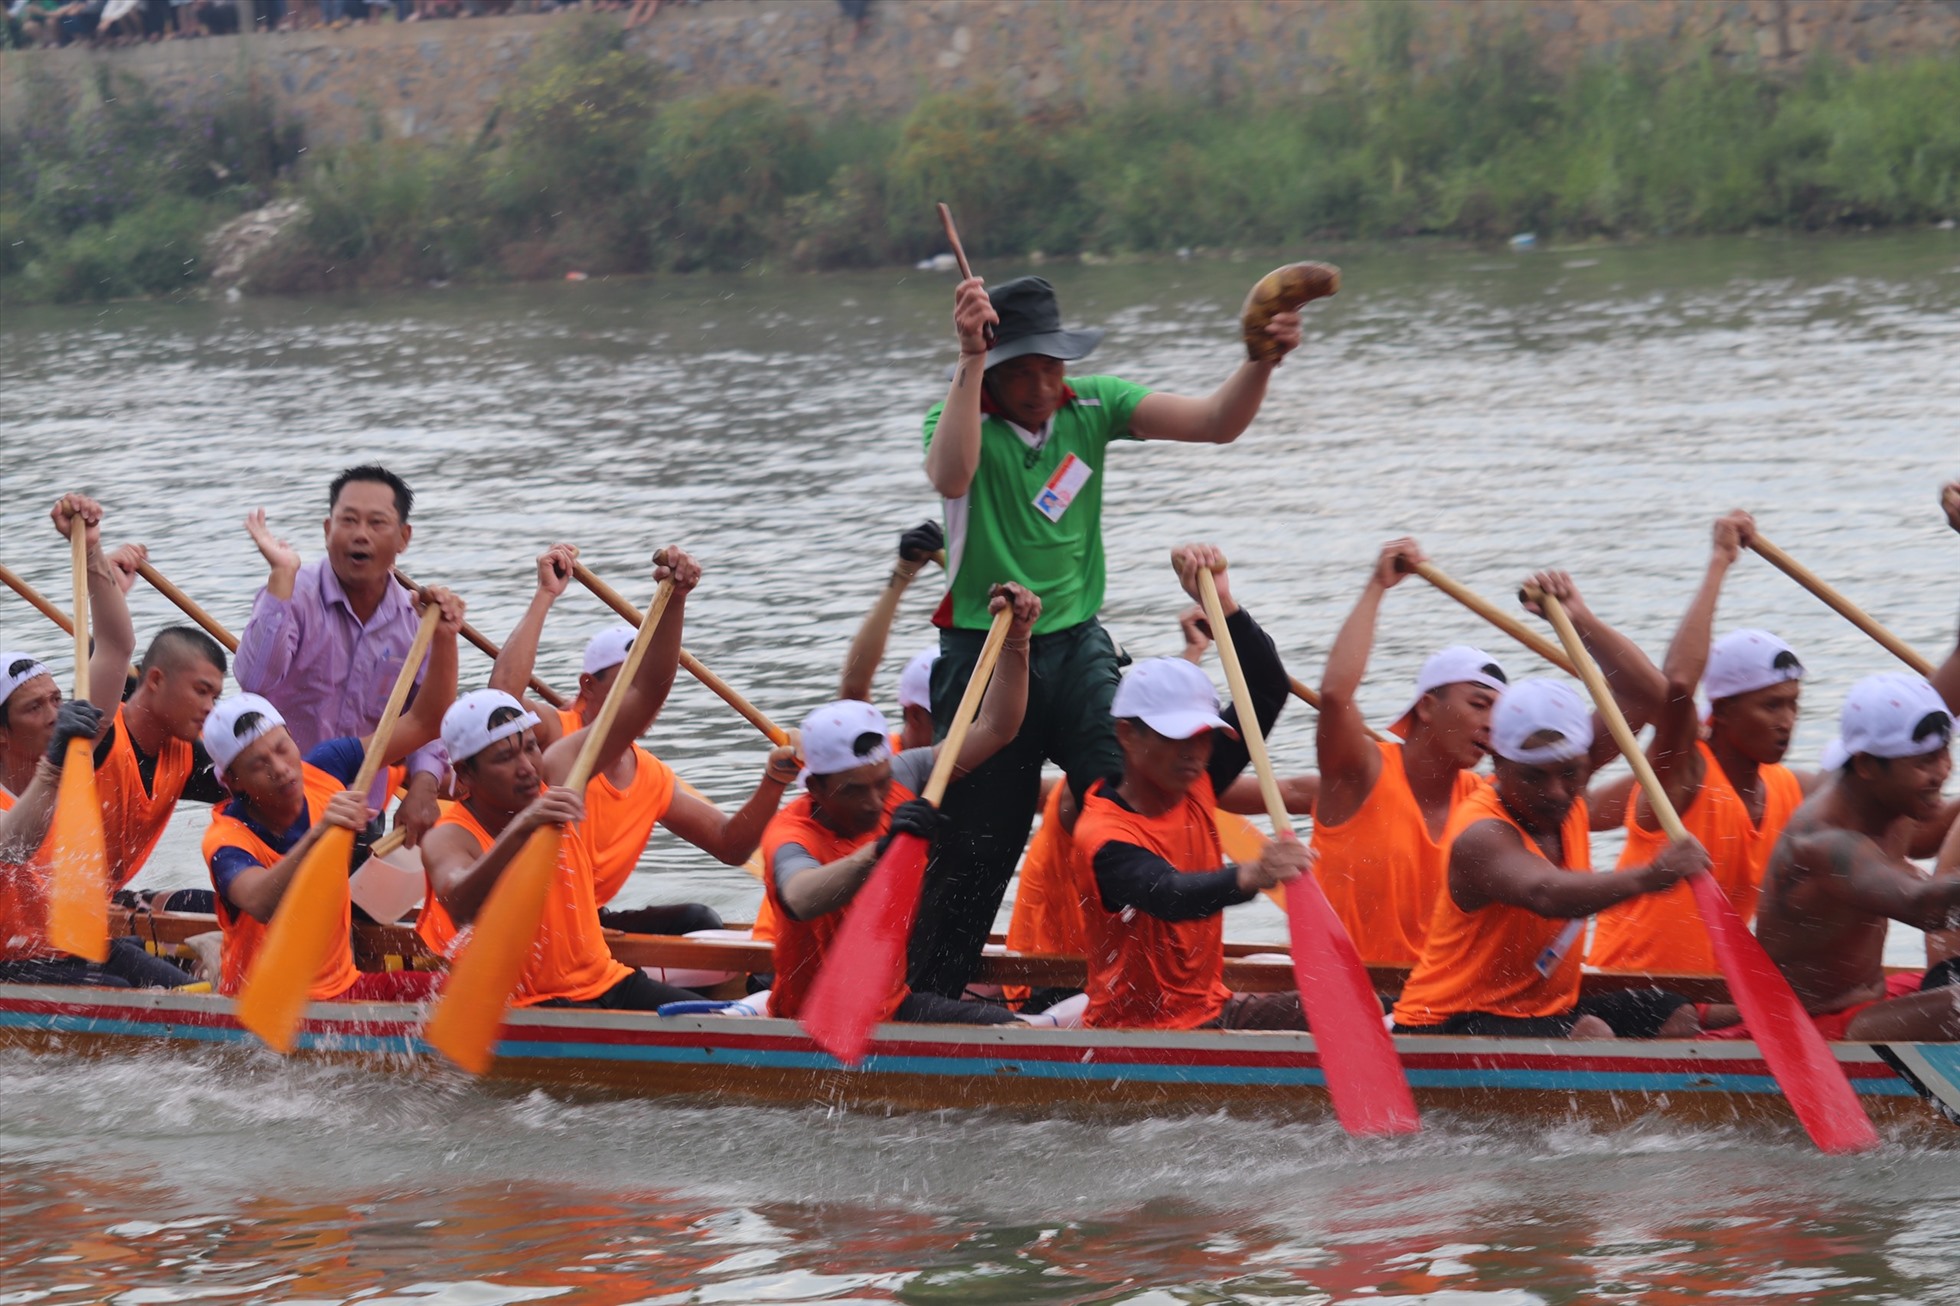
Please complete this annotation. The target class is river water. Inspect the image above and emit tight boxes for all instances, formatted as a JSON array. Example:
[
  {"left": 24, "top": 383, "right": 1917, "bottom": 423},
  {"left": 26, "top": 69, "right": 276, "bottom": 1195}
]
[{"left": 3, "top": 232, "right": 1958, "bottom": 1302}]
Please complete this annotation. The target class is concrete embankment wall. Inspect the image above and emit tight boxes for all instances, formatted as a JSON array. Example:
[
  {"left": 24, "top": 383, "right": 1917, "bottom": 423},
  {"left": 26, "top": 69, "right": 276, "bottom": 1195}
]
[{"left": 3, "top": 0, "right": 1958, "bottom": 143}]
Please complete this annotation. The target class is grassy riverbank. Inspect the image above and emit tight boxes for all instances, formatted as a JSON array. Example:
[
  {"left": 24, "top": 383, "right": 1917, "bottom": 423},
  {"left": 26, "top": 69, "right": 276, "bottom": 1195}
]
[{"left": 3, "top": 14, "right": 1956, "bottom": 304}]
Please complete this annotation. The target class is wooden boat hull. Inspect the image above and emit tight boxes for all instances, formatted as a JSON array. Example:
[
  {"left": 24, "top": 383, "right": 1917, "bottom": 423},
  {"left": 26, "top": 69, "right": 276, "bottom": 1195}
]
[{"left": 4, "top": 983, "right": 1957, "bottom": 1135}]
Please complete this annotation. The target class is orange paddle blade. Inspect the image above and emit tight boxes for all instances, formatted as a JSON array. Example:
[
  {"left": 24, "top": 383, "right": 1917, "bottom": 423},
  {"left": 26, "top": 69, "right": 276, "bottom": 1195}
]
[
  {"left": 235, "top": 824, "right": 357, "bottom": 1053},
  {"left": 1689, "top": 873, "right": 1879, "bottom": 1154},
  {"left": 800, "top": 831, "right": 930, "bottom": 1065},
  {"left": 1285, "top": 868, "right": 1420, "bottom": 1135},
  {"left": 424, "top": 825, "right": 564, "bottom": 1074},
  {"left": 44, "top": 735, "right": 109, "bottom": 963}
]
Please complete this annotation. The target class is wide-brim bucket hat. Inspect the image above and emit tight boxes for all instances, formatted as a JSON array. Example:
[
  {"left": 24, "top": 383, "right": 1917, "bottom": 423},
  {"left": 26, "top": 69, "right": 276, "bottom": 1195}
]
[{"left": 979, "top": 276, "right": 1104, "bottom": 368}]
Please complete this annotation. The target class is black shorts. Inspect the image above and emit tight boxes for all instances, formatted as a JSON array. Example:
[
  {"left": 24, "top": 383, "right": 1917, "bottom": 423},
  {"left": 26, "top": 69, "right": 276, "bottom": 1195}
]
[
  {"left": 541, "top": 969, "right": 699, "bottom": 1012},
  {"left": 1394, "top": 988, "right": 1692, "bottom": 1039}
]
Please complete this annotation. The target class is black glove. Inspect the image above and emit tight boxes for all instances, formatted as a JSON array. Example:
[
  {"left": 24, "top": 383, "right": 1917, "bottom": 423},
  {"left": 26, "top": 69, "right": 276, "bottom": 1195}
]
[
  {"left": 45, "top": 699, "right": 103, "bottom": 764},
  {"left": 897, "top": 520, "right": 944, "bottom": 564},
  {"left": 875, "top": 797, "right": 945, "bottom": 859}
]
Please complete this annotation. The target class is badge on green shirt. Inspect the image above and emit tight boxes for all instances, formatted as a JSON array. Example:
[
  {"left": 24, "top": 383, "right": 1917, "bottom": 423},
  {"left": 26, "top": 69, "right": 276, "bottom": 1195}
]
[{"left": 923, "top": 374, "right": 1152, "bottom": 635}]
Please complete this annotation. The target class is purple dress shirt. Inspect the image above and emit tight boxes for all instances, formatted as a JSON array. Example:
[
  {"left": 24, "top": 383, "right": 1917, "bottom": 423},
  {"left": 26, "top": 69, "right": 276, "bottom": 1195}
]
[{"left": 234, "top": 559, "right": 444, "bottom": 779}]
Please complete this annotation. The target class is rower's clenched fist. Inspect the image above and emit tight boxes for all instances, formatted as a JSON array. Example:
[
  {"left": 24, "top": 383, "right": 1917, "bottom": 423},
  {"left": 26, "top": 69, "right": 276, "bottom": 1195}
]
[
  {"left": 988, "top": 582, "right": 1041, "bottom": 641},
  {"left": 1238, "top": 832, "right": 1313, "bottom": 892},
  {"left": 1519, "top": 569, "right": 1592, "bottom": 624},
  {"left": 417, "top": 584, "right": 466, "bottom": 636},
  {"left": 1942, "top": 481, "right": 1960, "bottom": 535},
  {"left": 106, "top": 543, "right": 148, "bottom": 595},
  {"left": 535, "top": 543, "right": 579, "bottom": 597},
  {"left": 1374, "top": 537, "right": 1425, "bottom": 591},
  {"left": 518, "top": 786, "right": 586, "bottom": 834},
  {"left": 952, "top": 276, "right": 997, "bottom": 357},
  {"left": 1710, "top": 510, "right": 1756, "bottom": 565},
  {"left": 1638, "top": 836, "right": 1711, "bottom": 893},
  {"left": 50, "top": 493, "right": 104, "bottom": 552},
  {"left": 652, "top": 546, "right": 701, "bottom": 594},
  {"left": 1171, "top": 543, "right": 1235, "bottom": 617}
]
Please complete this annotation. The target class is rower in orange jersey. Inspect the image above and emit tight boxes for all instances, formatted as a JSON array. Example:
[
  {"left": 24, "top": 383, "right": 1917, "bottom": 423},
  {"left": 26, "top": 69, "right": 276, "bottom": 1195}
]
[
  {"left": 198, "top": 585, "right": 462, "bottom": 1004},
  {"left": 762, "top": 583, "right": 1042, "bottom": 1027},
  {"left": 1312, "top": 538, "right": 1509, "bottom": 968},
  {"left": 419, "top": 546, "right": 709, "bottom": 1012},
  {"left": 1589, "top": 511, "right": 1816, "bottom": 977},
  {"left": 1072, "top": 546, "right": 1318, "bottom": 1032},
  {"left": 488, "top": 543, "right": 799, "bottom": 939},
  {"left": 1392, "top": 594, "right": 1711, "bottom": 1040}
]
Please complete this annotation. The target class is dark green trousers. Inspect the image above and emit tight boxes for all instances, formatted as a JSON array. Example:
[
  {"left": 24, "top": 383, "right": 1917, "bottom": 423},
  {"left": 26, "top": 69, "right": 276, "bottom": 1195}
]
[{"left": 908, "top": 618, "right": 1124, "bottom": 998}]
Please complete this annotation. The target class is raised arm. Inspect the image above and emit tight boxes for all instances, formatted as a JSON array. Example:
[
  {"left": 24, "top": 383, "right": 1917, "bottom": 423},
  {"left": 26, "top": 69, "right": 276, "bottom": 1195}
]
[
  {"left": 233, "top": 508, "right": 303, "bottom": 691},
  {"left": 1126, "top": 311, "right": 1303, "bottom": 446},
  {"left": 839, "top": 521, "right": 941, "bottom": 700},
  {"left": 542, "top": 547, "right": 699, "bottom": 786},
  {"left": 658, "top": 737, "right": 801, "bottom": 866},
  {"left": 1316, "top": 539, "right": 1424, "bottom": 824},
  {"left": 1635, "top": 512, "right": 1755, "bottom": 830},
  {"left": 50, "top": 494, "right": 135, "bottom": 725},
  {"left": 943, "top": 583, "right": 1041, "bottom": 779},
  {"left": 223, "top": 790, "right": 371, "bottom": 924},
  {"left": 1521, "top": 570, "right": 1667, "bottom": 771},
  {"left": 923, "top": 278, "right": 997, "bottom": 498},
  {"left": 489, "top": 543, "right": 579, "bottom": 748},
  {"left": 1450, "top": 819, "right": 1708, "bottom": 918}
]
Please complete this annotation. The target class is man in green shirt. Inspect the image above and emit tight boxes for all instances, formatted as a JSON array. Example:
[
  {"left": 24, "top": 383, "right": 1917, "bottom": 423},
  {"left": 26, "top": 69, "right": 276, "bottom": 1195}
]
[{"left": 911, "top": 273, "right": 1306, "bottom": 999}]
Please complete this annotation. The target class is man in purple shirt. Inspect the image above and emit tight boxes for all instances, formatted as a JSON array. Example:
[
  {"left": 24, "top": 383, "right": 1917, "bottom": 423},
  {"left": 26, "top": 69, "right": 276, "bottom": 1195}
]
[{"left": 234, "top": 465, "right": 444, "bottom": 845}]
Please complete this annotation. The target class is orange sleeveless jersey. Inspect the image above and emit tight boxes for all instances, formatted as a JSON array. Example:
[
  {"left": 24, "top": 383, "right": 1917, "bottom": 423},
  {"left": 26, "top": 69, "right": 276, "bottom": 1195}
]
[
  {"left": 418, "top": 799, "right": 630, "bottom": 1005},
  {"left": 760, "top": 778, "right": 915, "bottom": 1022},
  {"left": 1588, "top": 741, "right": 1801, "bottom": 973},
  {"left": 0, "top": 784, "right": 45, "bottom": 962},
  {"left": 1310, "top": 740, "right": 1487, "bottom": 966},
  {"left": 1073, "top": 775, "right": 1235, "bottom": 1030},
  {"left": 555, "top": 707, "right": 677, "bottom": 905},
  {"left": 1391, "top": 784, "right": 1593, "bottom": 1026},
  {"left": 202, "top": 761, "right": 360, "bottom": 1000},
  {"left": 1004, "top": 782, "right": 1091, "bottom": 962},
  {"left": 99, "top": 704, "right": 192, "bottom": 891}
]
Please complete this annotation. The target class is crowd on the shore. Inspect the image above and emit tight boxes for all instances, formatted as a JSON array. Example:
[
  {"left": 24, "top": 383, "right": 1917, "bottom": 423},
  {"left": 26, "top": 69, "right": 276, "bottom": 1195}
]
[{"left": 3, "top": 268, "right": 1958, "bottom": 1055}]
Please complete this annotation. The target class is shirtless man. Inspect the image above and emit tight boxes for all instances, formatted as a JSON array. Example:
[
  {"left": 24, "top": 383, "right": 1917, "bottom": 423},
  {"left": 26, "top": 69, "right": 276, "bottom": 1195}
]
[
  {"left": 1746, "top": 673, "right": 1960, "bottom": 1041},
  {"left": 488, "top": 543, "right": 798, "bottom": 935}
]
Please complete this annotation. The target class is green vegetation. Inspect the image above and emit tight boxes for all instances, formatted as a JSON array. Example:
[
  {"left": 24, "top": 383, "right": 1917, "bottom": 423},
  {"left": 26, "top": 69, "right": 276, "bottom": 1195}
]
[{"left": 4, "top": 13, "right": 1957, "bottom": 304}]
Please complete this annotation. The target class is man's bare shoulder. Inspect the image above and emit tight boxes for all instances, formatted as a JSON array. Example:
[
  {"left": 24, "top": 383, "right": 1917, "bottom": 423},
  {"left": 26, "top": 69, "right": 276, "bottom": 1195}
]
[{"left": 1770, "top": 807, "right": 1876, "bottom": 885}]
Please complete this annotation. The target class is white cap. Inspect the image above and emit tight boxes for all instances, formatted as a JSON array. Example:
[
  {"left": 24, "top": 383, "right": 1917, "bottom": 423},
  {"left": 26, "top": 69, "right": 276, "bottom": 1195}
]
[
  {"left": 1490, "top": 678, "right": 1594, "bottom": 765},
  {"left": 1, "top": 652, "right": 52, "bottom": 708},
  {"left": 441, "top": 688, "right": 541, "bottom": 763},
  {"left": 1110, "top": 657, "right": 1237, "bottom": 740},
  {"left": 898, "top": 648, "right": 937, "bottom": 711},
  {"left": 582, "top": 625, "right": 637, "bottom": 677},
  {"left": 1391, "top": 645, "right": 1510, "bottom": 735},
  {"left": 202, "top": 693, "right": 288, "bottom": 777},
  {"left": 798, "top": 699, "right": 894, "bottom": 782},
  {"left": 1705, "top": 629, "right": 1803, "bottom": 702},
  {"left": 1819, "top": 673, "right": 1953, "bottom": 771}
]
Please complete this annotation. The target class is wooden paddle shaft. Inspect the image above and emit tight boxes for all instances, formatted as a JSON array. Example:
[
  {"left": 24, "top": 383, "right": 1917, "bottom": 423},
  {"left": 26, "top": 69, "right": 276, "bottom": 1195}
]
[
  {"left": 1199, "top": 569, "right": 1292, "bottom": 837},
  {"left": 69, "top": 517, "right": 90, "bottom": 701},
  {"left": 349, "top": 604, "right": 441, "bottom": 798},
  {"left": 1288, "top": 674, "right": 1384, "bottom": 743},
  {"left": 1410, "top": 560, "right": 1577, "bottom": 675},
  {"left": 920, "top": 601, "right": 1013, "bottom": 807},
  {"left": 936, "top": 203, "right": 975, "bottom": 280},
  {"left": 393, "top": 567, "right": 567, "bottom": 709},
  {"left": 573, "top": 561, "right": 788, "bottom": 745},
  {"left": 136, "top": 562, "right": 239, "bottom": 653},
  {"left": 567, "top": 581, "right": 674, "bottom": 790},
  {"left": 1532, "top": 589, "right": 1686, "bottom": 840},
  {"left": 1749, "top": 536, "right": 1935, "bottom": 677},
  {"left": 1, "top": 562, "right": 76, "bottom": 634}
]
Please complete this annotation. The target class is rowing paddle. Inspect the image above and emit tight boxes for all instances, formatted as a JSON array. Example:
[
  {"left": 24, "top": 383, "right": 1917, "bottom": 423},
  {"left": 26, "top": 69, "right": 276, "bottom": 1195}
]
[
  {"left": 44, "top": 512, "right": 110, "bottom": 962},
  {"left": 135, "top": 562, "right": 238, "bottom": 653},
  {"left": 1, "top": 563, "right": 139, "bottom": 685},
  {"left": 393, "top": 567, "right": 569, "bottom": 709},
  {"left": 937, "top": 202, "right": 993, "bottom": 348},
  {"left": 1198, "top": 567, "right": 1419, "bottom": 1136},
  {"left": 235, "top": 602, "right": 441, "bottom": 1053},
  {"left": 1748, "top": 534, "right": 1935, "bottom": 677},
  {"left": 1533, "top": 586, "right": 1879, "bottom": 1154},
  {"left": 800, "top": 598, "right": 1015, "bottom": 1065},
  {"left": 1411, "top": 561, "right": 1578, "bottom": 675},
  {"left": 573, "top": 561, "right": 790, "bottom": 746},
  {"left": 425, "top": 580, "right": 674, "bottom": 1075}
]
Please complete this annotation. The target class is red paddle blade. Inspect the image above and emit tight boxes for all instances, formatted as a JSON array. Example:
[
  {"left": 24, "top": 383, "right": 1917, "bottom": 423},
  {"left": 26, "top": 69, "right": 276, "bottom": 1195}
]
[
  {"left": 800, "top": 832, "right": 929, "bottom": 1066},
  {"left": 1688, "top": 873, "right": 1879, "bottom": 1154},
  {"left": 44, "top": 736, "right": 109, "bottom": 963},
  {"left": 425, "top": 825, "right": 564, "bottom": 1075},
  {"left": 236, "top": 824, "right": 357, "bottom": 1053},
  {"left": 1286, "top": 876, "right": 1421, "bottom": 1136}
]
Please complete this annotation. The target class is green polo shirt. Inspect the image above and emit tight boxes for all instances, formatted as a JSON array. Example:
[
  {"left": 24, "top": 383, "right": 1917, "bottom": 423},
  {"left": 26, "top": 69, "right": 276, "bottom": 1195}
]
[{"left": 923, "top": 374, "right": 1151, "bottom": 635}]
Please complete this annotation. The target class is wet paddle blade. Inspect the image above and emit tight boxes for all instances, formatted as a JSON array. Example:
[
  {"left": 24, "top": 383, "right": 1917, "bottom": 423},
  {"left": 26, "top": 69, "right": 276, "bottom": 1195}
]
[
  {"left": 44, "top": 736, "right": 109, "bottom": 963},
  {"left": 1286, "top": 874, "right": 1420, "bottom": 1136},
  {"left": 1688, "top": 874, "right": 1878, "bottom": 1154},
  {"left": 800, "top": 832, "right": 929, "bottom": 1066},
  {"left": 235, "top": 824, "right": 357, "bottom": 1053},
  {"left": 424, "top": 825, "right": 564, "bottom": 1075}
]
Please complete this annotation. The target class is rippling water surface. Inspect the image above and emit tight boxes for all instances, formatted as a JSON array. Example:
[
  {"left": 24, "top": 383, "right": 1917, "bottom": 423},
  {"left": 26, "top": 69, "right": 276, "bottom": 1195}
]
[{"left": 3, "top": 232, "right": 1959, "bottom": 1302}]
